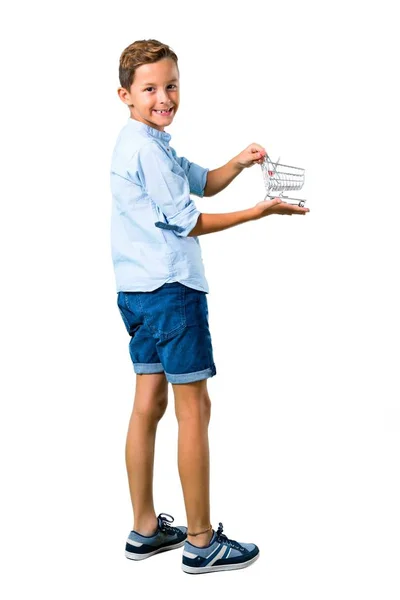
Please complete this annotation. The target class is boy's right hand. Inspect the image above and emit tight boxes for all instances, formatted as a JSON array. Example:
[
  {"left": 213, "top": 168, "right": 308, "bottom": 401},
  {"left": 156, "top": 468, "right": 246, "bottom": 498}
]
[{"left": 253, "top": 197, "right": 310, "bottom": 219}]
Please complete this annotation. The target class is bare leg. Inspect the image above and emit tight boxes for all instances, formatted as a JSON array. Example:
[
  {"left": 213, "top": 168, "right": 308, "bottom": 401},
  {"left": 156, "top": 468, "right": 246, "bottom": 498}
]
[
  {"left": 125, "top": 373, "right": 168, "bottom": 535},
  {"left": 173, "top": 379, "right": 213, "bottom": 547}
]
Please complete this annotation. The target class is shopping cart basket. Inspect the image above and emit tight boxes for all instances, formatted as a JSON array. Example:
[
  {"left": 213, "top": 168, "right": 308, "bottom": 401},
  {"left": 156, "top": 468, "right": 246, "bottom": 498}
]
[{"left": 261, "top": 155, "right": 306, "bottom": 207}]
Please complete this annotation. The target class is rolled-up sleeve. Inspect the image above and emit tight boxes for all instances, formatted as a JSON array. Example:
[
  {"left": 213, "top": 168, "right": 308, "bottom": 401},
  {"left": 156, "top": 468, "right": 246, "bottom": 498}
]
[
  {"left": 170, "top": 148, "right": 209, "bottom": 198},
  {"left": 136, "top": 141, "right": 201, "bottom": 237}
]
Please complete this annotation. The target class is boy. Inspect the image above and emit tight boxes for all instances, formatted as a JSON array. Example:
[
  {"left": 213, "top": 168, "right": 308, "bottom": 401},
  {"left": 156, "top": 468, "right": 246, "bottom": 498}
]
[{"left": 110, "top": 39, "right": 309, "bottom": 575}]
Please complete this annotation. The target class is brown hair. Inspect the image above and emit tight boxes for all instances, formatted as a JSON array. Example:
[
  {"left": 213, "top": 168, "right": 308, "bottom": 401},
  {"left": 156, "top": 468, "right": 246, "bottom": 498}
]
[{"left": 119, "top": 39, "right": 179, "bottom": 91}]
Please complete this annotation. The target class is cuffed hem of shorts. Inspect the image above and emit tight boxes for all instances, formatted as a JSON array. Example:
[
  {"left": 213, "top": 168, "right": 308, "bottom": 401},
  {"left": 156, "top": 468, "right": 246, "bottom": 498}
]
[
  {"left": 134, "top": 363, "right": 164, "bottom": 374},
  {"left": 165, "top": 365, "right": 217, "bottom": 384}
]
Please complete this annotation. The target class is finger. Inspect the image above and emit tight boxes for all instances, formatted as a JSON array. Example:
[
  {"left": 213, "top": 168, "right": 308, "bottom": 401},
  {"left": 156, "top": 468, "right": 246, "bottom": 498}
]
[
  {"left": 293, "top": 206, "right": 309, "bottom": 213},
  {"left": 260, "top": 197, "right": 282, "bottom": 211},
  {"left": 251, "top": 146, "right": 267, "bottom": 158},
  {"left": 279, "top": 202, "right": 309, "bottom": 215}
]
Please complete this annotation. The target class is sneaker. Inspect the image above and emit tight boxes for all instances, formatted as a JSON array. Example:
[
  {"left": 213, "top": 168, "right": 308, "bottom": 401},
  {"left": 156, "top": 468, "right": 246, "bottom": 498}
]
[
  {"left": 182, "top": 522, "right": 260, "bottom": 574},
  {"left": 125, "top": 513, "right": 187, "bottom": 561}
]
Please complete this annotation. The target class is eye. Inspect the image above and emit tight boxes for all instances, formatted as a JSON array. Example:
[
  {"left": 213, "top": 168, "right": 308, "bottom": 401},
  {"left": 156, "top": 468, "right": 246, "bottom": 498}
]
[{"left": 144, "top": 84, "right": 178, "bottom": 92}]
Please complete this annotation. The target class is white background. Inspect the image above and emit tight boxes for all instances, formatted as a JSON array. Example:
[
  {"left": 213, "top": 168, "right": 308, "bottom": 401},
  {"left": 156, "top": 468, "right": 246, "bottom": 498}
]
[{"left": 1, "top": 0, "right": 399, "bottom": 598}]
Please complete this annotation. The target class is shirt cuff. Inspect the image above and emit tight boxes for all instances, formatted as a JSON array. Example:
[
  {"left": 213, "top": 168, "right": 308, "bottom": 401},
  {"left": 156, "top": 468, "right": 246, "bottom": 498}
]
[
  {"left": 155, "top": 203, "right": 200, "bottom": 237},
  {"left": 187, "top": 164, "right": 209, "bottom": 197}
]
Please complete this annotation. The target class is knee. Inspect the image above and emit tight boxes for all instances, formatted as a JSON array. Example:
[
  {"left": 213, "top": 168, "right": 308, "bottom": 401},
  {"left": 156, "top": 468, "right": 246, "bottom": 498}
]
[
  {"left": 134, "top": 394, "right": 168, "bottom": 422},
  {"left": 202, "top": 393, "right": 211, "bottom": 423},
  {"left": 175, "top": 389, "right": 211, "bottom": 424},
  {"left": 153, "top": 395, "right": 168, "bottom": 421}
]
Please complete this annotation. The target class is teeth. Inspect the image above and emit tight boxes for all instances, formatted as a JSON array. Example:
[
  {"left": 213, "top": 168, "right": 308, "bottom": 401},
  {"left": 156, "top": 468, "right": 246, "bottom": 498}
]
[{"left": 154, "top": 109, "right": 172, "bottom": 113}]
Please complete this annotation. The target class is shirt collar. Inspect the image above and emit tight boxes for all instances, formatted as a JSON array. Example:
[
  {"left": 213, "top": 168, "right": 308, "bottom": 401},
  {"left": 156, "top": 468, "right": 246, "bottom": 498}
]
[{"left": 127, "top": 117, "right": 171, "bottom": 143}]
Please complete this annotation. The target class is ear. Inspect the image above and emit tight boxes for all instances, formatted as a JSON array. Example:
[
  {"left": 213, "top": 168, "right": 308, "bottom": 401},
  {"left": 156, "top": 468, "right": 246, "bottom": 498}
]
[{"left": 117, "top": 87, "right": 132, "bottom": 106}]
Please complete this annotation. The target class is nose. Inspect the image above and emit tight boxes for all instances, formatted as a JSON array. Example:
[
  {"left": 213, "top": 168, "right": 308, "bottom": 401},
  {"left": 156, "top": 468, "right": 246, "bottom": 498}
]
[{"left": 157, "top": 89, "right": 172, "bottom": 105}]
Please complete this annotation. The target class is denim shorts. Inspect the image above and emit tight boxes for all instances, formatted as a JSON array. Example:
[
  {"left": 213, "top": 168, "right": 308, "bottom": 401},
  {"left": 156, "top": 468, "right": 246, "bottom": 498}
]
[{"left": 117, "top": 282, "right": 217, "bottom": 384}]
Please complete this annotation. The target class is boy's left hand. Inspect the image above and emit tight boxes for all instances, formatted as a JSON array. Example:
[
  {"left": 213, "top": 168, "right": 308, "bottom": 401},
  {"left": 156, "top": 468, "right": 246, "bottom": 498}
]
[{"left": 234, "top": 143, "right": 267, "bottom": 169}]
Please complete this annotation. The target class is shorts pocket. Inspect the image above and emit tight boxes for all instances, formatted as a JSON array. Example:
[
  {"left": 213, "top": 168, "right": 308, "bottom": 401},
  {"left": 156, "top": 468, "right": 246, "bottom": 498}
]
[
  {"left": 136, "top": 283, "right": 186, "bottom": 340},
  {"left": 182, "top": 286, "right": 210, "bottom": 330},
  {"left": 117, "top": 292, "right": 141, "bottom": 336}
]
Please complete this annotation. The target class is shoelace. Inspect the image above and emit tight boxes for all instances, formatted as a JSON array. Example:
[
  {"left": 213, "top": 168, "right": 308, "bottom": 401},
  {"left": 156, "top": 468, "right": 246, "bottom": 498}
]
[
  {"left": 157, "top": 513, "right": 180, "bottom": 534},
  {"left": 215, "top": 522, "right": 245, "bottom": 552}
]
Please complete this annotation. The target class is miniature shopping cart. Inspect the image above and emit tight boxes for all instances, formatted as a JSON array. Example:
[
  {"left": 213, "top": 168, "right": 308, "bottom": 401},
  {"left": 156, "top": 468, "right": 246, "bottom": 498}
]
[{"left": 261, "top": 155, "right": 306, "bottom": 207}]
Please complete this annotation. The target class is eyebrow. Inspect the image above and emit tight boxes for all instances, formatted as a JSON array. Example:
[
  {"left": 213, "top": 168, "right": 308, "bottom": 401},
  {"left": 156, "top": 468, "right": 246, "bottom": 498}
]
[{"left": 141, "top": 79, "right": 179, "bottom": 86}]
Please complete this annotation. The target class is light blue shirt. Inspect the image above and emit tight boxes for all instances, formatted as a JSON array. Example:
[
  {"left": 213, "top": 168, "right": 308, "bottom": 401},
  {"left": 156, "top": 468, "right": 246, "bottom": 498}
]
[{"left": 110, "top": 117, "right": 210, "bottom": 293}]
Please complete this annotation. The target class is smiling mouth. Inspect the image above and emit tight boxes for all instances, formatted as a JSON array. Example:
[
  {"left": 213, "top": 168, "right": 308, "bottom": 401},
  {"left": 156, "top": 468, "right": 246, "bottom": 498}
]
[{"left": 153, "top": 108, "right": 174, "bottom": 115}]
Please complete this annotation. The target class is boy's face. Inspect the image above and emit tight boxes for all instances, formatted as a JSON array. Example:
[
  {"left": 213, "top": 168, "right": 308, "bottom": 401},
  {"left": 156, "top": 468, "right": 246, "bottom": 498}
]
[{"left": 118, "top": 58, "right": 180, "bottom": 132}]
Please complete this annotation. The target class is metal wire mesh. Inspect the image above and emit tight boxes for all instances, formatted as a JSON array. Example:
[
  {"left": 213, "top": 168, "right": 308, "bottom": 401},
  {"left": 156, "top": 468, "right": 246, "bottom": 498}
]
[{"left": 261, "top": 155, "right": 306, "bottom": 206}]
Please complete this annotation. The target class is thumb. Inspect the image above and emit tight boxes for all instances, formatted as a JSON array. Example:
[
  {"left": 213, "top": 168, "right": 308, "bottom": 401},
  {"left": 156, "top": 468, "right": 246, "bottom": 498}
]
[{"left": 250, "top": 146, "right": 266, "bottom": 156}]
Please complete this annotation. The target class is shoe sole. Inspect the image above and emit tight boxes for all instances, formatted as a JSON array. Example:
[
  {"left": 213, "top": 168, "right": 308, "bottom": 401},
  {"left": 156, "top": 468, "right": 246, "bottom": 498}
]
[
  {"left": 182, "top": 551, "right": 260, "bottom": 574},
  {"left": 125, "top": 539, "right": 186, "bottom": 561}
]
